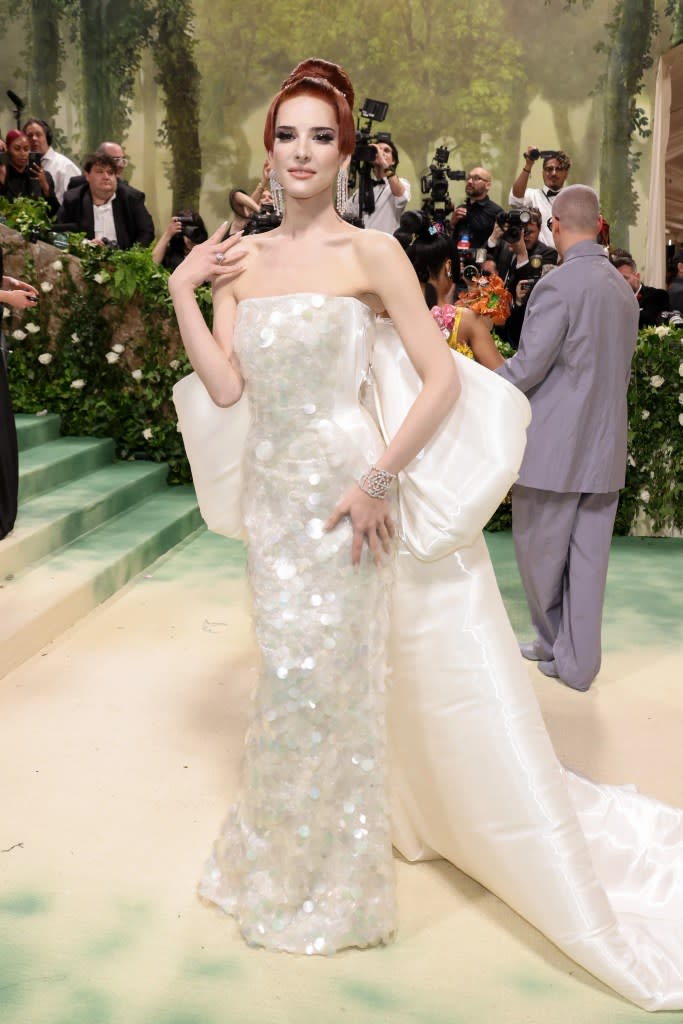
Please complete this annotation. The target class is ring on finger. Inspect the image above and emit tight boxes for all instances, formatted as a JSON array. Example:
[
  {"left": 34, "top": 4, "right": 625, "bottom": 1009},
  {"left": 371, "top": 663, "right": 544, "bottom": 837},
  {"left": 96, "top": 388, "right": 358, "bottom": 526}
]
[{"left": 215, "top": 252, "right": 226, "bottom": 264}]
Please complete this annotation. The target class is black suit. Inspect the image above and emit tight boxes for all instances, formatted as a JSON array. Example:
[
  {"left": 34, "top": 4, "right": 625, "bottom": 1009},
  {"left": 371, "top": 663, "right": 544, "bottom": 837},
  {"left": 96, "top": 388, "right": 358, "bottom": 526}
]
[
  {"left": 453, "top": 196, "right": 504, "bottom": 250},
  {"left": 57, "top": 181, "right": 154, "bottom": 249},
  {"left": 495, "top": 239, "right": 558, "bottom": 290},
  {"left": 636, "top": 284, "right": 669, "bottom": 328}
]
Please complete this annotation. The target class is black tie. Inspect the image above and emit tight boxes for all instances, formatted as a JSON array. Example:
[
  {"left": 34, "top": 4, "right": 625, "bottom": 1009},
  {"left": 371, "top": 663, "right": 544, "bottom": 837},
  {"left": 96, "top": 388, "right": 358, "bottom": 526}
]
[
  {"left": 546, "top": 188, "right": 560, "bottom": 198},
  {"left": 372, "top": 179, "right": 385, "bottom": 188}
]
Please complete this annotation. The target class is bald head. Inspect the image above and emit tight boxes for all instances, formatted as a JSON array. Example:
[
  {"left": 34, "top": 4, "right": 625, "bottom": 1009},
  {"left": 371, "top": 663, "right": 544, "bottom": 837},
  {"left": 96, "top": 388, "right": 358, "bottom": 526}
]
[{"left": 553, "top": 185, "right": 599, "bottom": 233}]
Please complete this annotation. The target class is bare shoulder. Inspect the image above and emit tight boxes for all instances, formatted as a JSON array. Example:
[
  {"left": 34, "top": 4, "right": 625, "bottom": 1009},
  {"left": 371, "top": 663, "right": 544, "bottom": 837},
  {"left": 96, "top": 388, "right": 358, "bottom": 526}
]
[{"left": 351, "top": 227, "right": 404, "bottom": 263}]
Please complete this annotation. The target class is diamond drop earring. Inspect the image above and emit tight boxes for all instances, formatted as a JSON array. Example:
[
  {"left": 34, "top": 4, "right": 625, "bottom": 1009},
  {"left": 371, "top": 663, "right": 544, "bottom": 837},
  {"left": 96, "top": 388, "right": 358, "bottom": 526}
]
[
  {"left": 269, "top": 170, "right": 284, "bottom": 218},
  {"left": 336, "top": 166, "right": 348, "bottom": 215}
]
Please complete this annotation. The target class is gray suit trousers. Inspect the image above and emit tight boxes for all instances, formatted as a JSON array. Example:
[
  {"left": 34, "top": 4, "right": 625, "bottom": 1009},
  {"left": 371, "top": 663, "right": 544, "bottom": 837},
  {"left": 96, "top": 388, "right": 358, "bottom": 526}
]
[{"left": 511, "top": 485, "right": 619, "bottom": 690}]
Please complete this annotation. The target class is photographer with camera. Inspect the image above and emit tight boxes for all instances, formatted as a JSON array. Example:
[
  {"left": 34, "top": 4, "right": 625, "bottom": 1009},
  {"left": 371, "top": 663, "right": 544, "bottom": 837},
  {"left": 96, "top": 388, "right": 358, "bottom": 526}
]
[
  {"left": 489, "top": 208, "right": 558, "bottom": 348},
  {"left": 57, "top": 152, "right": 155, "bottom": 250},
  {"left": 152, "top": 210, "right": 209, "bottom": 272},
  {"left": 347, "top": 139, "right": 410, "bottom": 234},
  {"left": 509, "top": 147, "right": 571, "bottom": 248},
  {"left": 23, "top": 118, "right": 80, "bottom": 205},
  {"left": 451, "top": 166, "right": 503, "bottom": 253},
  {"left": 0, "top": 129, "right": 59, "bottom": 214}
]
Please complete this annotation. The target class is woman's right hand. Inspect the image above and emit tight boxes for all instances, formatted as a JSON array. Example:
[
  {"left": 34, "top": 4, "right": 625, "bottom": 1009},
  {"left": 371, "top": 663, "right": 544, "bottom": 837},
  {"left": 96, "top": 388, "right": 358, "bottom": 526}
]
[
  {"left": 5, "top": 289, "right": 39, "bottom": 310},
  {"left": 169, "top": 222, "right": 247, "bottom": 296}
]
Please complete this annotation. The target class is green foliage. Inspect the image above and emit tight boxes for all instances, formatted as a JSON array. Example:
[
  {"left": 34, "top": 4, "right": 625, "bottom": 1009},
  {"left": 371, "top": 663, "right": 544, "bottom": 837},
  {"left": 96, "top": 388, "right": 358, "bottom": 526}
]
[
  {"left": 614, "top": 325, "right": 683, "bottom": 534},
  {"left": 154, "top": 0, "right": 202, "bottom": 209},
  {"left": 3, "top": 206, "right": 212, "bottom": 484}
]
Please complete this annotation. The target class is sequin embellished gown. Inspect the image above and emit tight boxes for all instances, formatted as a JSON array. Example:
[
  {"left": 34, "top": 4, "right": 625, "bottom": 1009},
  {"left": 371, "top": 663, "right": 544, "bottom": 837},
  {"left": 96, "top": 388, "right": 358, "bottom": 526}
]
[
  {"left": 198, "top": 294, "right": 397, "bottom": 954},
  {"left": 188, "top": 295, "right": 683, "bottom": 1010}
]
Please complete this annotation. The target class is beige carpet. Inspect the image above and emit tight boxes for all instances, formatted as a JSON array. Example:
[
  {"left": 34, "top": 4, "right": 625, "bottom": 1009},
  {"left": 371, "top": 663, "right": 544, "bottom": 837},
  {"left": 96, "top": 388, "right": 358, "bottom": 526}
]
[{"left": 1, "top": 531, "right": 682, "bottom": 1024}]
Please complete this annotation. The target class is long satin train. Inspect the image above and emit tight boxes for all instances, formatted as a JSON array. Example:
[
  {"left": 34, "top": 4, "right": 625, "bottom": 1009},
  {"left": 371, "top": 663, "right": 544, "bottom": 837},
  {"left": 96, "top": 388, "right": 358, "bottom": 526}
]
[{"left": 388, "top": 537, "right": 683, "bottom": 1011}]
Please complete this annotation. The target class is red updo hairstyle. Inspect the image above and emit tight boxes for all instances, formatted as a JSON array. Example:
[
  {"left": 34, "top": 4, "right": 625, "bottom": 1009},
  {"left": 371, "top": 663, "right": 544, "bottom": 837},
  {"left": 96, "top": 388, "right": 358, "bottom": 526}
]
[
  {"left": 6, "top": 129, "right": 27, "bottom": 148},
  {"left": 263, "top": 58, "right": 356, "bottom": 158}
]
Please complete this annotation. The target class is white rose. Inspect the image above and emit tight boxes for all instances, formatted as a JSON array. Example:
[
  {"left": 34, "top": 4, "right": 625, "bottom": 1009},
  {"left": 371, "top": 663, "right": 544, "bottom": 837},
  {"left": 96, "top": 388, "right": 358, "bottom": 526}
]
[
  {"left": 679, "top": 361, "right": 683, "bottom": 377},
  {"left": 36, "top": 409, "right": 48, "bottom": 416},
  {"left": 105, "top": 351, "right": 119, "bottom": 364},
  {"left": 650, "top": 375, "right": 665, "bottom": 388},
  {"left": 51, "top": 259, "right": 63, "bottom": 272},
  {"left": 71, "top": 332, "right": 80, "bottom": 344},
  {"left": 2, "top": 307, "right": 10, "bottom": 319},
  {"left": 169, "top": 359, "right": 180, "bottom": 370},
  {"left": 25, "top": 322, "right": 40, "bottom": 334},
  {"left": 142, "top": 427, "right": 153, "bottom": 441},
  {"left": 112, "top": 343, "right": 125, "bottom": 354},
  {"left": 37, "top": 352, "right": 53, "bottom": 365},
  {"left": 679, "top": 394, "right": 683, "bottom": 406},
  {"left": 11, "top": 329, "right": 27, "bottom": 341},
  {"left": 70, "top": 378, "right": 86, "bottom": 390},
  {"left": 131, "top": 368, "right": 143, "bottom": 381},
  {"left": 93, "top": 272, "right": 106, "bottom": 285},
  {"left": 40, "top": 281, "right": 53, "bottom": 293},
  {"left": 627, "top": 454, "right": 636, "bottom": 467},
  {"left": 641, "top": 409, "right": 650, "bottom": 420},
  {"left": 654, "top": 324, "right": 670, "bottom": 338},
  {"left": 680, "top": 413, "right": 683, "bottom": 427},
  {"left": 639, "top": 489, "right": 650, "bottom": 503}
]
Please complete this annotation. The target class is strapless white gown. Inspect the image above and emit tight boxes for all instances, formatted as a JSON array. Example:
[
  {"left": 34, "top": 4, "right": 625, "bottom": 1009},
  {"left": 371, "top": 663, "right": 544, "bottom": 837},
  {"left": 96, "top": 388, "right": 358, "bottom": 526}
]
[{"left": 174, "top": 294, "right": 683, "bottom": 1011}]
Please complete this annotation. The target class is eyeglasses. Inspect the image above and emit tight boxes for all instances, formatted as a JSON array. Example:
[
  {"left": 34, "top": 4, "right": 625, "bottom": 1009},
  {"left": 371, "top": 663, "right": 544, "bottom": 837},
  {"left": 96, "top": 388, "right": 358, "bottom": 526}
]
[
  {"left": 543, "top": 166, "right": 563, "bottom": 174},
  {"left": 466, "top": 175, "right": 489, "bottom": 182},
  {"left": 113, "top": 157, "right": 127, "bottom": 166}
]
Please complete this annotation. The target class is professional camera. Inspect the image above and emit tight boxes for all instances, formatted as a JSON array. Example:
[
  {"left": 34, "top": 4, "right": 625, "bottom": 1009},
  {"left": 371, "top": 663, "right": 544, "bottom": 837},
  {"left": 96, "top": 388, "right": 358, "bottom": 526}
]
[
  {"left": 420, "top": 146, "right": 466, "bottom": 225},
  {"left": 348, "top": 97, "right": 391, "bottom": 221},
  {"left": 243, "top": 203, "right": 281, "bottom": 236},
  {"left": 661, "top": 309, "right": 683, "bottom": 329},
  {"left": 496, "top": 208, "right": 531, "bottom": 243},
  {"left": 516, "top": 254, "right": 544, "bottom": 300},
  {"left": 174, "top": 214, "right": 205, "bottom": 244},
  {"left": 527, "top": 148, "right": 558, "bottom": 161}
]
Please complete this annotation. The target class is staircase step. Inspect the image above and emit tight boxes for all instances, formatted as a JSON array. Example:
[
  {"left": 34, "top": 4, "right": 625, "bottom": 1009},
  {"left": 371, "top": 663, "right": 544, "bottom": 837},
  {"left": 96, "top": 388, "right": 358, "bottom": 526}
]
[
  {"left": 0, "top": 460, "right": 168, "bottom": 579},
  {"left": 15, "top": 412, "right": 62, "bottom": 451},
  {"left": 0, "top": 487, "right": 203, "bottom": 678},
  {"left": 18, "top": 436, "right": 116, "bottom": 504}
]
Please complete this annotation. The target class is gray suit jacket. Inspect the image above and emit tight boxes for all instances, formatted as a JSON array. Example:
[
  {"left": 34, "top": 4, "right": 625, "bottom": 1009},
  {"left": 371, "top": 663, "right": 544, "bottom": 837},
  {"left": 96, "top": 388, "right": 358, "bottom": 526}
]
[{"left": 495, "top": 240, "right": 639, "bottom": 493}]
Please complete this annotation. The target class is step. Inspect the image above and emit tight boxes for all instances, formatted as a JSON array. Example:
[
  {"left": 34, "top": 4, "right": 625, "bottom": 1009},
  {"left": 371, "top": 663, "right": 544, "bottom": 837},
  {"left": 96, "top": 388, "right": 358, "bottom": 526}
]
[
  {"left": 0, "top": 460, "right": 168, "bottom": 579},
  {"left": 15, "top": 412, "right": 62, "bottom": 451},
  {"left": 18, "top": 436, "right": 116, "bottom": 504},
  {"left": 0, "top": 487, "right": 203, "bottom": 678}
]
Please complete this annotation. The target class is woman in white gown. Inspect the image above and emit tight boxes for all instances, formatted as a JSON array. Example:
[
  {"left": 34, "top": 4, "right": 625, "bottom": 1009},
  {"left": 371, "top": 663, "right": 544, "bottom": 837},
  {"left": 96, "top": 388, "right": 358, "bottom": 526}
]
[{"left": 170, "top": 59, "right": 683, "bottom": 1010}]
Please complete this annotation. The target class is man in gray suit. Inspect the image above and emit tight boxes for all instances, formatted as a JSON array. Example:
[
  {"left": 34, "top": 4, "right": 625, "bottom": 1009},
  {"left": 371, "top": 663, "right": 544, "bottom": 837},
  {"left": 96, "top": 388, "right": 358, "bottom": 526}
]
[{"left": 495, "top": 185, "right": 639, "bottom": 691}]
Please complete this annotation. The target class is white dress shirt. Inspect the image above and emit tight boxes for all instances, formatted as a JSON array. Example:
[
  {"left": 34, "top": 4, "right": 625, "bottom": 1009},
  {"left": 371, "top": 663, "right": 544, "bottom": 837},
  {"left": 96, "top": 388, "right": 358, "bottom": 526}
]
[
  {"left": 347, "top": 177, "right": 411, "bottom": 234},
  {"left": 40, "top": 147, "right": 81, "bottom": 204},
  {"left": 93, "top": 198, "right": 117, "bottom": 244}
]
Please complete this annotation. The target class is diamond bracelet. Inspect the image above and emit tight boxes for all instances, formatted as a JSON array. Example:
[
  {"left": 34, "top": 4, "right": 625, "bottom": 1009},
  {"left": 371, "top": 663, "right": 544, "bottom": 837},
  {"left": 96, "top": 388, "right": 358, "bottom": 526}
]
[{"left": 358, "top": 466, "right": 397, "bottom": 499}]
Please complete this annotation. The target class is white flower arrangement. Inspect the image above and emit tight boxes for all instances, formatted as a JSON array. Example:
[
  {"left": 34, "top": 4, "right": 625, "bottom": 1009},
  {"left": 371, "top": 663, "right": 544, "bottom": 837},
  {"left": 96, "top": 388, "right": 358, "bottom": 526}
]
[
  {"left": 70, "top": 332, "right": 80, "bottom": 344},
  {"left": 169, "top": 359, "right": 180, "bottom": 370},
  {"left": 650, "top": 375, "right": 665, "bottom": 388},
  {"left": 654, "top": 324, "right": 670, "bottom": 338},
  {"left": 93, "top": 271, "right": 110, "bottom": 285},
  {"left": 112, "top": 343, "right": 125, "bottom": 354},
  {"left": 641, "top": 409, "right": 650, "bottom": 420},
  {"left": 51, "top": 259, "right": 63, "bottom": 272},
  {"left": 25, "top": 322, "right": 40, "bottom": 335},
  {"left": 40, "top": 281, "right": 53, "bottom": 293},
  {"left": 639, "top": 489, "right": 650, "bottom": 503},
  {"left": 131, "top": 369, "right": 143, "bottom": 381},
  {"left": 105, "top": 351, "right": 120, "bottom": 364},
  {"left": 70, "top": 378, "right": 86, "bottom": 390},
  {"left": 142, "top": 427, "right": 153, "bottom": 441},
  {"left": 37, "top": 352, "right": 53, "bottom": 365},
  {"left": 11, "top": 329, "right": 27, "bottom": 341}
]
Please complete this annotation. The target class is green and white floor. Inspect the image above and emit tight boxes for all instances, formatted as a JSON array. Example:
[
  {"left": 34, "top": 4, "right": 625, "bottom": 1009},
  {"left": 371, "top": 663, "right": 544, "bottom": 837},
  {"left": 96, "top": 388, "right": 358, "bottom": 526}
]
[{"left": 1, "top": 418, "right": 682, "bottom": 1024}]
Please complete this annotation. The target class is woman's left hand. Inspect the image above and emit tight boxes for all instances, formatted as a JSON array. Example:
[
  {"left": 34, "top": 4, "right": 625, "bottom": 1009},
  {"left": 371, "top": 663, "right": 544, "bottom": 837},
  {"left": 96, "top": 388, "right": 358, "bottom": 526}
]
[{"left": 325, "top": 485, "right": 395, "bottom": 566}]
